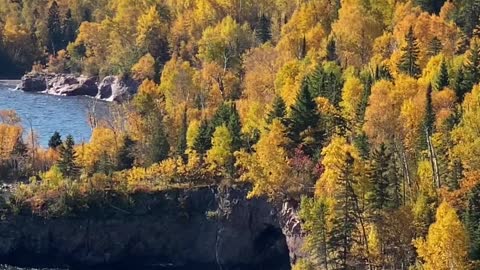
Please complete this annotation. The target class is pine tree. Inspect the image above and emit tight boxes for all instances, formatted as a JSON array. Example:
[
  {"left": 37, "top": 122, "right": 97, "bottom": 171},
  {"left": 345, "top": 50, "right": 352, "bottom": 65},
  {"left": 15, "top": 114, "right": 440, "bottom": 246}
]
[
  {"left": 398, "top": 26, "right": 421, "bottom": 78},
  {"left": 47, "top": 1, "right": 63, "bottom": 54},
  {"left": 97, "top": 151, "right": 113, "bottom": 176},
  {"left": 193, "top": 120, "right": 213, "bottom": 154},
  {"left": 465, "top": 184, "right": 480, "bottom": 260},
  {"left": 176, "top": 108, "right": 188, "bottom": 160},
  {"left": 307, "top": 64, "right": 343, "bottom": 106},
  {"left": 456, "top": 31, "right": 469, "bottom": 55},
  {"left": 414, "top": 0, "right": 446, "bottom": 14},
  {"left": 62, "top": 9, "right": 76, "bottom": 47},
  {"left": 57, "top": 135, "right": 80, "bottom": 179},
  {"left": 463, "top": 39, "right": 480, "bottom": 93},
  {"left": 326, "top": 38, "right": 337, "bottom": 62},
  {"left": 367, "top": 144, "right": 391, "bottom": 213},
  {"left": 435, "top": 59, "right": 449, "bottom": 90},
  {"left": 266, "top": 95, "right": 287, "bottom": 124},
  {"left": 427, "top": 36, "right": 442, "bottom": 57},
  {"left": 419, "top": 85, "right": 436, "bottom": 150},
  {"left": 148, "top": 117, "right": 170, "bottom": 164},
  {"left": 287, "top": 82, "right": 321, "bottom": 145},
  {"left": 211, "top": 102, "right": 243, "bottom": 151},
  {"left": 48, "top": 131, "right": 62, "bottom": 149},
  {"left": 454, "top": 67, "right": 470, "bottom": 101},
  {"left": 117, "top": 135, "right": 135, "bottom": 171},
  {"left": 328, "top": 153, "right": 357, "bottom": 269},
  {"left": 256, "top": 14, "right": 272, "bottom": 43}
]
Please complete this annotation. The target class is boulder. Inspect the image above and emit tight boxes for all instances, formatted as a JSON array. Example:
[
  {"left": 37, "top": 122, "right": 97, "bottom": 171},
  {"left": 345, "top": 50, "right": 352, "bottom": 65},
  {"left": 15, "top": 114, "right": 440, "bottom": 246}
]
[
  {"left": 17, "top": 73, "right": 51, "bottom": 92},
  {"left": 97, "top": 76, "right": 139, "bottom": 102},
  {"left": 46, "top": 74, "right": 98, "bottom": 97}
]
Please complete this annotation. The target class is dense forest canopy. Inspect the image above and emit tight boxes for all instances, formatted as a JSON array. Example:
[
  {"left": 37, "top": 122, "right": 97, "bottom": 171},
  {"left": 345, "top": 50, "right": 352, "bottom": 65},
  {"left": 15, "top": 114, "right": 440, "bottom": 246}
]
[{"left": 3, "top": 0, "right": 480, "bottom": 269}]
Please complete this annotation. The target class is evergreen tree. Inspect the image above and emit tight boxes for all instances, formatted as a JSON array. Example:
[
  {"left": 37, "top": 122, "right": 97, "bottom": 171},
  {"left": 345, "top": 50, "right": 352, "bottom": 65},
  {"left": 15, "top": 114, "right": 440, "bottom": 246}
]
[
  {"left": 57, "top": 135, "right": 80, "bottom": 179},
  {"left": 427, "top": 36, "right": 442, "bottom": 57},
  {"left": 299, "top": 35, "right": 307, "bottom": 59},
  {"left": 307, "top": 63, "right": 344, "bottom": 106},
  {"left": 328, "top": 153, "right": 357, "bottom": 269},
  {"left": 456, "top": 31, "right": 470, "bottom": 55},
  {"left": 256, "top": 14, "right": 272, "bottom": 43},
  {"left": 148, "top": 117, "right": 170, "bottom": 164},
  {"left": 398, "top": 26, "right": 421, "bottom": 78},
  {"left": 435, "top": 59, "right": 449, "bottom": 90},
  {"left": 97, "top": 151, "right": 113, "bottom": 176},
  {"left": 326, "top": 38, "right": 337, "bottom": 62},
  {"left": 419, "top": 85, "right": 436, "bottom": 150},
  {"left": 464, "top": 184, "right": 480, "bottom": 260},
  {"left": 193, "top": 120, "right": 213, "bottom": 154},
  {"left": 367, "top": 144, "right": 391, "bottom": 213},
  {"left": 463, "top": 39, "right": 480, "bottom": 93},
  {"left": 62, "top": 9, "right": 76, "bottom": 47},
  {"left": 47, "top": 1, "right": 63, "bottom": 54},
  {"left": 211, "top": 102, "right": 243, "bottom": 151},
  {"left": 454, "top": 67, "right": 470, "bottom": 101},
  {"left": 176, "top": 108, "right": 188, "bottom": 160},
  {"left": 266, "top": 95, "right": 287, "bottom": 124},
  {"left": 117, "top": 135, "right": 135, "bottom": 171},
  {"left": 414, "top": 0, "right": 446, "bottom": 14},
  {"left": 287, "top": 82, "right": 322, "bottom": 146},
  {"left": 48, "top": 131, "right": 62, "bottom": 149}
]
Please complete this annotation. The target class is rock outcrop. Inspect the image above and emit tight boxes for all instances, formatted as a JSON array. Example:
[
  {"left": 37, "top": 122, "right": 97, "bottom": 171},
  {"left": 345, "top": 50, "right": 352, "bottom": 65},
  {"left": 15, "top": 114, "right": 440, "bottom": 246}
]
[
  {"left": 0, "top": 187, "right": 299, "bottom": 270},
  {"left": 17, "top": 72, "right": 139, "bottom": 101},
  {"left": 46, "top": 74, "right": 98, "bottom": 97},
  {"left": 97, "top": 75, "right": 139, "bottom": 102}
]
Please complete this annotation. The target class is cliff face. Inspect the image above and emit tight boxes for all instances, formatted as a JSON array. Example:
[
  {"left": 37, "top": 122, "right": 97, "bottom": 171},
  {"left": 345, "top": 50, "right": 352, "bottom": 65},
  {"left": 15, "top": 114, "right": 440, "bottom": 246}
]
[{"left": 0, "top": 187, "right": 301, "bottom": 270}]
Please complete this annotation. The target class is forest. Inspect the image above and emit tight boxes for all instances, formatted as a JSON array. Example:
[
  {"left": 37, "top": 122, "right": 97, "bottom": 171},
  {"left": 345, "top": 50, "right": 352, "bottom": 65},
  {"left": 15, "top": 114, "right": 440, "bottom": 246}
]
[{"left": 2, "top": 0, "right": 480, "bottom": 269}]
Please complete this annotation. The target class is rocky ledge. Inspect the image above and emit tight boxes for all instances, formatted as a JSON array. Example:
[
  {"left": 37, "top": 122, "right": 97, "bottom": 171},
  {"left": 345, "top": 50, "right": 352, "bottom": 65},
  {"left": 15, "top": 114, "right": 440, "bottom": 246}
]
[
  {"left": 17, "top": 73, "right": 139, "bottom": 102},
  {"left": 0, "top": 186, "right": 304, "bottom": 270}
]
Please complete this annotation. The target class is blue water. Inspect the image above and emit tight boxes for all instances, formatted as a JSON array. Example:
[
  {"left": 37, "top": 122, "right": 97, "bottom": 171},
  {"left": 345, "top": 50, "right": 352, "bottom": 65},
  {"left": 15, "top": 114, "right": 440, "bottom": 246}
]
[{"left": 0, "top": 81, "right": 109, "bottom": 147}]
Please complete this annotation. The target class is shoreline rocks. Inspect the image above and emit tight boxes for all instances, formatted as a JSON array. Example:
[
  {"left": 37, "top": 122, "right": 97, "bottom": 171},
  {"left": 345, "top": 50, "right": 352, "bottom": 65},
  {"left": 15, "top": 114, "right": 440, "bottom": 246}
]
[{"left": 17, "top": 72, "right": 139, "bottom": 102}]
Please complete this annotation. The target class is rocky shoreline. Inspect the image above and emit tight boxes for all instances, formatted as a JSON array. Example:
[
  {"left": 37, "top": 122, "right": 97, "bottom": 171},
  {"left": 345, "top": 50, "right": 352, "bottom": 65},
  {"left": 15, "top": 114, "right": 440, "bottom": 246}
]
[
  {"left": 0, "top": 186, "right": 304, "bottom": 270},
  {"left": 16, "top": 73, "right": 140, "bottom": 102}
]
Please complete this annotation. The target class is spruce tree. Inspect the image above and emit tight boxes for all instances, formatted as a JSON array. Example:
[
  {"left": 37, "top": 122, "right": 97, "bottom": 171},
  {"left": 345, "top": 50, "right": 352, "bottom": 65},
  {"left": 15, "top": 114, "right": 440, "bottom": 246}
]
[
  {"left": 456, "top": 31, "right": 470, "bottom": 55},
  {"left": 326, "top": 38, "right": 337, "bottom": 62},
  {"left": 368, "top": 144, "right": 391, "bottom": 213},
  {"left": 454, "top": 67, "right": 470, "bottom": 101},
  {"left": 48, "top": 131, "right": 62, "bottom": 149},
  {"left": 97, "top": 151, "right": 113, "bottom": 176},
  {"left": 398, "top": 26, "right": 421, "bottom": 78},
  {"left": 47, "top": 1, "right": 63, "bottom": 54},
  {"left": 148, "top": 117, "right": 170, "bottom": 164},
  {"left": 266, "top": 95, "right": 287, "bottom": 124},
  {"left": 256, "top": 14, "right": 272, "bottom": 43},
  {"left": 307, "top": 63, "right": 343, "bottom": 106},
  {"left": 176, "top": 108, "right": 188, "bottom": 160},
  {"left": 463, "top": 39, "right": 480, "bottom": 93},
  {"left": 328, "top": 154, "right": 357, "bottom": 269},
  {"left": 465, "top": 184, "right": 480, "bottom": 260},
  {"left": 427, "top": 36, "right": 442, "bottom": 57},
  {"left": 62, "top": 9, "right": 76, "bottom": 47},
  {"left": 117, "top": 135, "right": 135, "bottom": 171},
  {"left": 288, "top": 82, "right": 321, "bottom": 143},
  {"left": 193, "top": 120, "right": 213, "bottom": 154},
  {"left": 435, "top": 59, "right": 449, "bottom": 90},
  {"left": 414, "top": 0, "right": 446, "bottom": 14},
  {"left": 57, "top": 135, "right": 79, "bottom": 179},
  {"left": 211, "top": 102, "right": 243, "bottom": 151},
  {"left": 419, "top": 84, "right": 436, "bottom": 150}
]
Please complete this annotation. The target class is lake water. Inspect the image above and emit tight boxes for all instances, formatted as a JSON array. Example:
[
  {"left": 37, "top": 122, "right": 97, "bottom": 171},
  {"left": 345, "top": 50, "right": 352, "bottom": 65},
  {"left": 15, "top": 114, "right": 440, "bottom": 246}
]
[{"left": 0, "top": 81, "right": 108, "bottom": 147}]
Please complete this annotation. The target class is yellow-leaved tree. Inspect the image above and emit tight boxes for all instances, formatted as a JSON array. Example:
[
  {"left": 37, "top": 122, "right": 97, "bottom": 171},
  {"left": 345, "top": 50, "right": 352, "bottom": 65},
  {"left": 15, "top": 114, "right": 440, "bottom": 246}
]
[
  {"left": 236, "top": 119, "right": 294, "bottom": 199},
  {"left": 414, "top": 202, "right": 470, "bottom": 270}
]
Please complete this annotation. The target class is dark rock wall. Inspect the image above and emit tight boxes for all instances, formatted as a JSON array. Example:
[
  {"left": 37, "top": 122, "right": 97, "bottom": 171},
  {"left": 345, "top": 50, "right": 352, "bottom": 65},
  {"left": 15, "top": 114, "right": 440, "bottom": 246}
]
[{"left": 0, "top": 187, "right": 295, "bottom": 270}]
